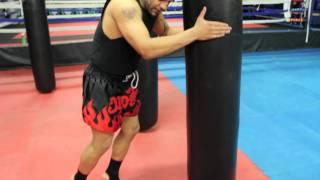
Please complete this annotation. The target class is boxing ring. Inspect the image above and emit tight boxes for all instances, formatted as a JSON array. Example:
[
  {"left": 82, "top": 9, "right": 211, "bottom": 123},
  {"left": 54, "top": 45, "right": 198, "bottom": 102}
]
[{"left": 243, "top": 0, "right": 292, "bottom": 24}]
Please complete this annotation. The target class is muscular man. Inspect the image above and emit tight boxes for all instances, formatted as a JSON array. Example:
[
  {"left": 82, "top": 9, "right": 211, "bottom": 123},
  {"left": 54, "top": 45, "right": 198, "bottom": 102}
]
[{"left": 74, "top": 0, "right": 231, "bottom": 179}]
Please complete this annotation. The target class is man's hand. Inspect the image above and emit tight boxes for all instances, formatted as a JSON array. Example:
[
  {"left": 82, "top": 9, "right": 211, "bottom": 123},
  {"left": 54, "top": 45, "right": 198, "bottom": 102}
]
[{"left": 192, "top": 7, "right": 232, "bottom": 41}]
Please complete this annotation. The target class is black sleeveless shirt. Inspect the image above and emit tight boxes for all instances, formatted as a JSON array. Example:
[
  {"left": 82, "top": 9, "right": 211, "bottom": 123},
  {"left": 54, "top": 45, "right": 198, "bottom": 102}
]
[{"left": 90, "top": 0, "right": 157, "bottom": 75}]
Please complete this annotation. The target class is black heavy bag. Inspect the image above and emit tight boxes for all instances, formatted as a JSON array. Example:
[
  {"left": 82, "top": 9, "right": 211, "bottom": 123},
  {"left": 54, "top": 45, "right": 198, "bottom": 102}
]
[
  {"left": 138, "top": 60, "right": 158, "bottom": 131},
  {"left": 183, "top": 0, "right": 242, "bottom": 179},
  {"left": 22, "top": 0, "right": 55, "bottom": 93}
]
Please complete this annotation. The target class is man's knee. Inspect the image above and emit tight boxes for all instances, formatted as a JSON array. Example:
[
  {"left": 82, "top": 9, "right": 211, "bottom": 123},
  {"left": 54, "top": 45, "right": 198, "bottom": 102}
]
[
  {"left": 90, "top": 132, "right": 113, "bottom": 154},
  {"left": 122, "top": 122, "right": 140, "bottom": 137},
  {"left": 92, "top": 139, "right": 112, "bottom": 154}
]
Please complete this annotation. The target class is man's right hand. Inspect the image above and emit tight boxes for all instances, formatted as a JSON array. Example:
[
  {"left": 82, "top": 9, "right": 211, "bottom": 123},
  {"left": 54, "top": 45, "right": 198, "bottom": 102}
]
[{"left": 192, "top": 7, "right": 232, "bottom": 41}]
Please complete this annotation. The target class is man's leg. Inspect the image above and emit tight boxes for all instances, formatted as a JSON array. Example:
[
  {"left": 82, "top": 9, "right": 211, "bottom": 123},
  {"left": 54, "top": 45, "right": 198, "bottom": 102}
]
[
  {"left": 103, "top": 116, "right": 140, "bottom": 180},
  {"left": 74, "top": 128, "right": 114, "bottom": 180}
]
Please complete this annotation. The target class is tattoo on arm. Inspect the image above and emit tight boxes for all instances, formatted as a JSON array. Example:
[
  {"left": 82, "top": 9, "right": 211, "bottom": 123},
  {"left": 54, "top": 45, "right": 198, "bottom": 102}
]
[{"left": 121, "top": 7, "right": 137, "bottom": 20}]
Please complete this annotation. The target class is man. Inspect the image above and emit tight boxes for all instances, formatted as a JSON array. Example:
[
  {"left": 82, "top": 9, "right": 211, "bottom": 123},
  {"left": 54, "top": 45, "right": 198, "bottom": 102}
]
[{"left": 74, "top": 0, "right": 232, "bottom": 179}]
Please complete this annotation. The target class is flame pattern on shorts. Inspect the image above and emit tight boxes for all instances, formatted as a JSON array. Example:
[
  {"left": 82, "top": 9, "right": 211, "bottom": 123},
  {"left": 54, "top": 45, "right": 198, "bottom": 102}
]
[{"left": 82, "top": 87, "right": 141, "bottom": 132}]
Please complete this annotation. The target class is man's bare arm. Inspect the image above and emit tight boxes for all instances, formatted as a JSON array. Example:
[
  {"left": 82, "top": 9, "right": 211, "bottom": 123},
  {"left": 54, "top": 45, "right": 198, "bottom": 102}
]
[
  {"left": 111, "top": 1, "right": 231, "bottom": 60},
  {"left": 111, "top": 1, "right": 197, "bottom": 60}
]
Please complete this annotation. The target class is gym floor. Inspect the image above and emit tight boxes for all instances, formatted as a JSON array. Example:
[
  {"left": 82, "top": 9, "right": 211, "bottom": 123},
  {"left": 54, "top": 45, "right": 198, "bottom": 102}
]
[{"left": 0, "top": 48, "right": 319, "bottom": 180}]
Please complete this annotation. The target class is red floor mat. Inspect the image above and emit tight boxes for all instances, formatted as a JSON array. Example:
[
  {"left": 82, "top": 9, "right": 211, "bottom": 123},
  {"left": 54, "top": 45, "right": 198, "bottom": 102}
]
[{"left": 0, "top": 65, "right": 268, "bottom": 180}]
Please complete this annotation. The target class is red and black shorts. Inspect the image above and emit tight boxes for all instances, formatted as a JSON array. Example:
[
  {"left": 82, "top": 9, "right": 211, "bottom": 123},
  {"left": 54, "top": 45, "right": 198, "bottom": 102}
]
[{"left": 82, "top": 64, "right": 141, "bottom": 133}]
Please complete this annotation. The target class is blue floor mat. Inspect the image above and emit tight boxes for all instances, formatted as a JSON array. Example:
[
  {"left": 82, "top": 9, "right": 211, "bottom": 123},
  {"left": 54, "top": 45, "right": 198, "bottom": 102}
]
[{"left": 158, "top": 48, "right": 320, "bottom": 180}]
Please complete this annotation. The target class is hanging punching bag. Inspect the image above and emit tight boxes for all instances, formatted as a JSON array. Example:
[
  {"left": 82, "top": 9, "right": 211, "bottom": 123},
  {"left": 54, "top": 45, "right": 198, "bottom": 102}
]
[
  {"left": 138, "top": 59, "right": 158, "bottom": 131},
  {"left": 183, "top": 0, "right": 242, "bottom": 179},
  {"left": 22, "top": 0, "right": 55, "bottom": 93}
]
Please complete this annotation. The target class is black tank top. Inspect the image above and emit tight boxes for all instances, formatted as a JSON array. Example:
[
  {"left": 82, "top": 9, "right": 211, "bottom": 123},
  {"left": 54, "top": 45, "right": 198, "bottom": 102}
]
[{"left": 90, "top": 0, "right": 157, "bottom": 75}]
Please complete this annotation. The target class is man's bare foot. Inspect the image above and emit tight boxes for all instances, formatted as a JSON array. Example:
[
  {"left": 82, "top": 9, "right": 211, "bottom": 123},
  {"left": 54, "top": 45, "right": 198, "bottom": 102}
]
[{"left": 101, "top": 173, "right": 110, "bottom": 180}]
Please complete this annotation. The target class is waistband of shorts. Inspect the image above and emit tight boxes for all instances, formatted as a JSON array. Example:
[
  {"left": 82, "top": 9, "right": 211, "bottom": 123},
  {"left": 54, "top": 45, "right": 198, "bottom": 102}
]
[{"left": 87, "top": 63, "right": 136, "bottom": 80}]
